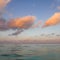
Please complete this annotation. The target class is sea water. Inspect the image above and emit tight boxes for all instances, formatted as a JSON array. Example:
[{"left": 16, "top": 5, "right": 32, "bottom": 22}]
[{"left": 0, "top": 43, "right": 60, "bottom": 60}]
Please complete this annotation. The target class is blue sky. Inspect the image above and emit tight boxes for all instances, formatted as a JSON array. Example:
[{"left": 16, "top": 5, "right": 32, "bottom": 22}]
[{"left": 0, "top": 0, "right": 60, "bottom": 41}]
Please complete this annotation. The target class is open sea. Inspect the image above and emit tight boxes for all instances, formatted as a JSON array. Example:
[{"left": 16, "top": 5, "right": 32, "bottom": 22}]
[{"left": 0, "top": 43, "right": 60, "bottom": 60}]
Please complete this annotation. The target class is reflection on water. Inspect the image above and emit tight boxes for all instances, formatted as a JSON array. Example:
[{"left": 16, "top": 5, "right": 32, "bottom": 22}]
[{"left": 0, "top": 44, "right": 60, "bottom": 60}]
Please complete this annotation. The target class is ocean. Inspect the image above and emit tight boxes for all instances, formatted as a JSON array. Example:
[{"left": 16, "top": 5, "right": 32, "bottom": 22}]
[{"left": 0, "top": 44, "right": 60, "bottom": 60}]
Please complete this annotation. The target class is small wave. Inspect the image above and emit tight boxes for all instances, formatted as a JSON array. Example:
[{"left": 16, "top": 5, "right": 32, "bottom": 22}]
[
  {"left": 0, "top": 54, "right": 23, "bottom": 57},
  {"left": 0, "top": 54, "right": 10, "bottom": 56},
  {"left": 16, "top": 59, "right": 24, "bottom": 60}
]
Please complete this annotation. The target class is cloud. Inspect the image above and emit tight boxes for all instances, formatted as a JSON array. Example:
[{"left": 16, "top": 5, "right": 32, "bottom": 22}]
[
  {"left": 0, "top": 0, "right": 11, "bottom": 31},
  {"left": 8, "top": 16, "right": 36, "bottom": 29},
  {"left": 0, "top": 0, "right": 11, "bottom": 17},
  {"left": 56, "top": 34, "right": 60, "bottom": 36},
  {"left": 0, "top": 18, "right": 9, "bottom": 31},
  {"left": 0, "top": 0, "right": 11, "bottom": 9},
  {"left": 57, "top": 6, "right": 60, "bottom": 10},
  {"left": 49, "top": 0, "right": 60, "bottom": 12},
  {"left": 51, "top": 33, "right": 55, "bottom": 35},
  {"left": 9, "top": 29, "right": 24, "bottom": 36},
  {"left": 0, "top": 16, "right": 36, "bottom": 35},
  {"left": 42, "top": 12, "right": 60, "bottom": 27},
  {"left": 8, "top": 16, "right": 36, "bottom": 35}
]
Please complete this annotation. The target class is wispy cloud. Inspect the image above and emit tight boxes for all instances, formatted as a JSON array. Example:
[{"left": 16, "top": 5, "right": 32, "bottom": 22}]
[
  {"left": 9, "top": 29, "right": 24, "bottom": 36},
  {"left": 0, "top": 0, "right": 11, "bottom": 8},
  {"left": 0, "top": 0, "right": 11, "bottom": 17},
  {"left": 57, "top": 6, "right": 60, "bottom": 10},
  {"left": 32, "top": 20, "right": 41, "bottom": 28},
  {"left": 49, "top": 0, "right": 60, "bottom": 12}
]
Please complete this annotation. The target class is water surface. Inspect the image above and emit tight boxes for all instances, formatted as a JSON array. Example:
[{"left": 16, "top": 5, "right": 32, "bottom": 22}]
[{"left": 0, "top": 44, "right": 60, "bottom": 60}]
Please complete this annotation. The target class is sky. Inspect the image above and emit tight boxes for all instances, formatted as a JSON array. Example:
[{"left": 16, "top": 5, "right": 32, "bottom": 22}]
[{"left": 0, "top": 0, "right": 60, "bottom": 43}]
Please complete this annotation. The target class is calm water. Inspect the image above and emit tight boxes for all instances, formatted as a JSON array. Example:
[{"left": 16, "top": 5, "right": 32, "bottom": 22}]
[{"left": 0, "top": 44, "right": 60, "bottom": 60}]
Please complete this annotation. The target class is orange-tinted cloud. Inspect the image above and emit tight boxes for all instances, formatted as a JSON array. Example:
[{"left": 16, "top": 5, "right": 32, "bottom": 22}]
[
  {"left": 42, "top": 12, "right": 60, "bottom": 27},
  {"left": 0, "top": 16, "right": 36, "bottom": 35},
  {"left": 0, "top": 0, "right": 11, "bottom": 18},
  {"left": 8, "top": 16, "right": 36, "bottom": 29},
  {"left": 0, "top": 0, "right": 11, "bottom": 9},
  {"left": 7, "top": 16, "right": 36, "bottom": 35}
]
